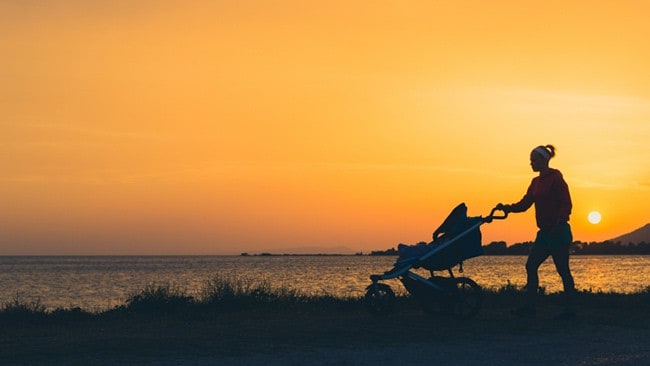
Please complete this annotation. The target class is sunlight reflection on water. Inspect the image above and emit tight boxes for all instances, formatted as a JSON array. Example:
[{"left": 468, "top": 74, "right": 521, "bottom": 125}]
[{"left": 0, "top": 255, "right": 648, "bottom": 311}]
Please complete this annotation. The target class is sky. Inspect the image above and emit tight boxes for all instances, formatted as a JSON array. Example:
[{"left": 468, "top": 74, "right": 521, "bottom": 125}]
[{"left": 1, "top": 1, "right": 649, "bottom": 255}]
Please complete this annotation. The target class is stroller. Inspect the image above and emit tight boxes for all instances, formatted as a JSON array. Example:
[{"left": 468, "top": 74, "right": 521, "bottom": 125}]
[{"left": 365, "top": 203, "right": 506, "bottom": 318}]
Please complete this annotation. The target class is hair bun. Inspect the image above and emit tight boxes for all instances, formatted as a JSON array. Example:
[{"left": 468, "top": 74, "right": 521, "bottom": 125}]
[{"left": 544, "top": 144, "right": 556, "bottom": 158}]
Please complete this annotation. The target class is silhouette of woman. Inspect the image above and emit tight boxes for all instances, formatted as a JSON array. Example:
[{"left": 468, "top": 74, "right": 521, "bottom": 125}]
[{"left": 497, "top": 145, "right": 576, "bottom": 319}]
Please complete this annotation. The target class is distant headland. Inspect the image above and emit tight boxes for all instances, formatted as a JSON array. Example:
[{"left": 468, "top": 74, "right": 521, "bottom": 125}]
[
  {"left": 242, "top": 238, "right": 650, "bottom": 256},
  {"left": 240, "top": 252, "right": 362, "bottom": 257},
  {"left": 242, "top": 224, "right": 650, "bottom": 256}
]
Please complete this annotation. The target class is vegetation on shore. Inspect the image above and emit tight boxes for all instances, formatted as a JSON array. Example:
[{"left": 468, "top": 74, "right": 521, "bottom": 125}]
[
  {"left": 371, "top": 240, "right": 650, "bottom": 256},
  {"left": 484, "top": 240, "right": 650, "bottom": 255},
  {"left": 0, "top": 274, "right": 351, "bottom": 321},
  {"left": 2, "top": 274, "right": 649, "bottom": 321}
]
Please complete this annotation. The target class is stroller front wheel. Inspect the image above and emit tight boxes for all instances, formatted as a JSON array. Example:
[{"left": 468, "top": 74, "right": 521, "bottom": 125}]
[{"left": 364, "top": 283, "right": 396, "bottom": 315}]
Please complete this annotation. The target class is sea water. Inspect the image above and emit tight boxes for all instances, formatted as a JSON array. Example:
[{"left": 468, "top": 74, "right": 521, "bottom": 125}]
[{"left": 0, "top": 255, "right": 648, "bottom": 311}]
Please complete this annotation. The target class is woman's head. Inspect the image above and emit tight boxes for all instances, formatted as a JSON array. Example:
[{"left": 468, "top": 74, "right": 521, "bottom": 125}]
[{"left": 530, "top": 145, "right": 555, "bottom": 173}]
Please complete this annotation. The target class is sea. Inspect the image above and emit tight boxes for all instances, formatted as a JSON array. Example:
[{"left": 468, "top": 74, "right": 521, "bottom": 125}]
[{"left": 1, "top": 255, "right": 648, "bottom": 311}]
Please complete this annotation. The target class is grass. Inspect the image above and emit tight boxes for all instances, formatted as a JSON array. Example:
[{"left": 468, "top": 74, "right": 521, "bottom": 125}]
[
  {"left": 1, "top": 275, "right": 648, "bottom": 364},
  {"left": 1, "top": 295, "right": 47, "bottom": 317},
  {"left": 2, "top": 274, "right": 648, "bottom": 322},
  {"left": 0, "top": 273, "right": 363, "bottom": 321}
]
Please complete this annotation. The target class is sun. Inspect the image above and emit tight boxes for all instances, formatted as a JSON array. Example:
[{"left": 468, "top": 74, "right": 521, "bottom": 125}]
[{"left": 588, "top": 211, "right": 602, "bottom": 224}]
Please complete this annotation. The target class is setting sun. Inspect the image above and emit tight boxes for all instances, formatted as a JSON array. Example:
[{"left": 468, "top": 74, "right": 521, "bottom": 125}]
[{"left": 588, "top": 211, "right": 602, "bottom": 225}]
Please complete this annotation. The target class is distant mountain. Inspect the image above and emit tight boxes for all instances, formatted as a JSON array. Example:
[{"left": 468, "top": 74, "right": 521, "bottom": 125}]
[{"left": 609, "top": 223, "right": 650, "bottom": 244}]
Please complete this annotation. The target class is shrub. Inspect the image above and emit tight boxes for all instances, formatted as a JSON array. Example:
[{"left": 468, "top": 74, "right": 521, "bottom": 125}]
[
  {"left": 200, "top": 273, "right": 308, "bottom": 309},
  {"left": 125, "top": 283, "right": 194, "bottom": 314},
  {"left": 0, "top": 295, "right": 47, "bottom": 321}
]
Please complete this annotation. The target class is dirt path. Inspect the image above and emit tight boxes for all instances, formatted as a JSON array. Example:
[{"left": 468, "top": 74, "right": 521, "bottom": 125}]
[
  {"left": 120, "top": 324, "right": 648, "bottom": 366},
  {"left": 5, "top": 324, "right": 648, "bottom": 365},
  {"left": 3, "top": 292, "right": 648, "bottom": 365}
]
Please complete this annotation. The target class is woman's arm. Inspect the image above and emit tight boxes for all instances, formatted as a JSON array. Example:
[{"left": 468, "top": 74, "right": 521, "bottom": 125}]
[{"left": 502, "top": 180, "right": 535, "bottom": 213}]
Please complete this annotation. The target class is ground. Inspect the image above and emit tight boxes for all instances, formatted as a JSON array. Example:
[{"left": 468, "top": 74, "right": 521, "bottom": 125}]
[{"left": 1, "top": 292, "right": 648, "bottom": 365}]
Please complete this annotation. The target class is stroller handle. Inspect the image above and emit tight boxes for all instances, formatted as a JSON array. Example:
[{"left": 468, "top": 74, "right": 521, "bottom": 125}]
[{"left": 483, "top": 207, "right": 508, "bottom": 223}]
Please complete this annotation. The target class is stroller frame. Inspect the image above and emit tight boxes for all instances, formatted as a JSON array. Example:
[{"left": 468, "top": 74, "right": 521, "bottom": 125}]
[{"left": 366, "top": 207, "right": 506, "bottom": 317}]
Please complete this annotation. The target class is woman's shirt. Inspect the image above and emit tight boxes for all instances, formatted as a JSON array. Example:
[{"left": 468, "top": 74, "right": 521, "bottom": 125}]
[{"left": 506, "top": 168, "right": 572, "bottom": 230}]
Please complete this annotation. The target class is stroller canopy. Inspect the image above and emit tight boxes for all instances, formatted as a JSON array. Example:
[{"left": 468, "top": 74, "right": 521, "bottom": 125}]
[{"left": 433, "top": 202, "right": 471, "bottom": 241}]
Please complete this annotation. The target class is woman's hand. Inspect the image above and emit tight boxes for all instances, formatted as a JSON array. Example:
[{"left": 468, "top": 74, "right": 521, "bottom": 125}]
[{"left": 495, "top": 203, "right": 510, "bottom": 213}]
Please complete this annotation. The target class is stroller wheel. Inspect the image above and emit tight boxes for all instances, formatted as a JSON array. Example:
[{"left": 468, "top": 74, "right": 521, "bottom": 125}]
[
  {"left": 446, "top": 277, "right": 482, "bottom": 319},
  {"left": 364, "top": 283, "right": 396, "bottom": 315}
]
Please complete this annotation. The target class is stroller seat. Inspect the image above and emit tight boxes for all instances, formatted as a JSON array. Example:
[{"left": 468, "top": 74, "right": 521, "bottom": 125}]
[{"left": 397, "top": 203, "right": 483, "bottom": 271}]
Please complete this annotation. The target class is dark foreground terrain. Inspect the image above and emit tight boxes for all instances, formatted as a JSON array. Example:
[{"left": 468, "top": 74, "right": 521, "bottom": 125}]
[{"left": 1, "top": 280, "right": 648, "bottom": 365}]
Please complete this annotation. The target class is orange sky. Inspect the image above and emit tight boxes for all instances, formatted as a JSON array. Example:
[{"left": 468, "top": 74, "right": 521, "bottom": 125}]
[{"left": 1, "top": 1, "right": 649, "bottom": 254}]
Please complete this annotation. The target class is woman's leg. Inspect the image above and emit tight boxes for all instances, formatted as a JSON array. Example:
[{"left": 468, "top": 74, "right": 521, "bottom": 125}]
[
  {"left": 551, "top": 223, "right": 576, "bottom": 315},
  {"left": 551, "top": 244, "right": 575, "bottom": 292},
  {"left": 525, "top": 242, "right": 550, "bottom": 308},
  {"left": 551, "top": 242, "right": 575, "bottom": 311}
]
